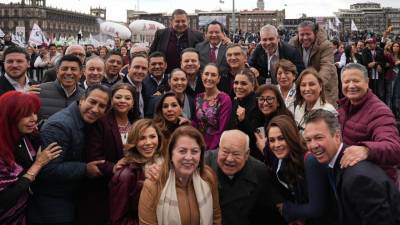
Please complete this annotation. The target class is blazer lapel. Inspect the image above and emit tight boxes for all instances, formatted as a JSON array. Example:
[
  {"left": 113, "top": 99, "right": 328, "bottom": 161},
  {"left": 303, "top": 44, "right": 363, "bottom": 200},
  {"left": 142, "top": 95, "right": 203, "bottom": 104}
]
[{"left": 160, "top": 28, "right": 171, "bottom": 53}]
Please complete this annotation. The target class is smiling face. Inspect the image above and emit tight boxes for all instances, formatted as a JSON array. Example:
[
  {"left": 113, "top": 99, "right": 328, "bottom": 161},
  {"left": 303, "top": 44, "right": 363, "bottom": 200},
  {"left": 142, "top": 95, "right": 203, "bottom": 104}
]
[
  {"left": 217, "top": 132, "right": 249, "bottom": 176},
  {"left": 257, "top": 89, "right": 279, "bottom": 116},
  {"left": 260, "top": 30, "right": 279, "bottom": 55},
  {"left": 299, "top": 73, "right": 322, "bottom": 106},
  {"left": 17, "top": 113, "right": 38, "bottom": 134},
  {"left": 206, "top": 24, "right": 223, "bottom": 46},
  {"left": 233, "top": 74, "right": 254, "bottom": 99},
  {"left": 57, "top": 60, "right": 82, "bottom": 89},
  {"left": 169, "top": 70, "right": 188, "bottom": 94},
  {"left": 341, "top": 68, "right": 369, "bottom": 105},
  {"left": 303, "top": 119, "right": 341, "bottom": 164},
  {"left": 136, "top": 126, "right": 159, "bottom": 159},
  {"left": 181, "top": 52, "right": 200, "bottom": 76},
  {"left": 149, "top": 56, "right": 167, "bottom": 79},
  {"left": 79, "top": 89, "right": 109, "bottom": 124},
  {"left": 267, "top": 126, "right": 289, "bottom": 159},
  {"left": 128, "top": 57, "right": 148, "bottom": 83},
  {"left": 201, "top": 65, "right": 220, "bottom": 90},
  {"left": 172, "top": 135, "right": 201, "bottom": 179},
  {"left": 298, "top": 26, "right": 316, "bottom": 49},
  {"left": 112, "top": 89, "right": 134, "bottom": 114},
  {"left": 226, "top": 46, "right": 246, "bottom": 70},
  {"left": 84, "top": 58, "right": 104, "bottom": 86},
  {"left": 162, "top": 96, "right": 182, "bottom": 123},
  {"left": 4, "top": 52, "right": 29, "bottom": 80},
  {"left": 277, "top": 67, "right": 295, "bottom": 90},
  {"left": 171, "top": 14, "right": 188, "bottom": 34},
  {"left": 105, "top": 54, "right": 123, "bottom": 77}
]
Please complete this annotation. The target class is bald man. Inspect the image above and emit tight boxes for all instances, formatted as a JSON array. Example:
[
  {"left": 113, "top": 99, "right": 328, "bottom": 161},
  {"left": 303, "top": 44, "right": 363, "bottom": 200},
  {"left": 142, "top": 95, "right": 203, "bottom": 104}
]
[{"left": 205, "top": 130, "right": 284, "bottom": 225}]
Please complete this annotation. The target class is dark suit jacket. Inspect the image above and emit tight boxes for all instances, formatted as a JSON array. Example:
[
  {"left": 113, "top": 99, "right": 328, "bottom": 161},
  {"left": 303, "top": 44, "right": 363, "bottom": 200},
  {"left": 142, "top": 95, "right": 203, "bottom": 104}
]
[
  {"left": 122, "top": 75, "right": 147, "bottom": 118},
  {"left": 206, "top": 151, "right": 284, "bottom": 225},
  {"left": 333, "top": 146, "right": 400, "bottom": 225},
  {"left": 0, "top": 74, "right": 16, "bottom": 95},
  {"left": 150, "top": 28, "right": 204, "bottom": 73},
  {"left": 361, "top": 47, "right": 385, "bottom": 77},
  {"left": 195, "top": 41, "right": 229, "bottom": 75},
  {"left": 249, "top": 42, "right": 305, "bottom": 85}
]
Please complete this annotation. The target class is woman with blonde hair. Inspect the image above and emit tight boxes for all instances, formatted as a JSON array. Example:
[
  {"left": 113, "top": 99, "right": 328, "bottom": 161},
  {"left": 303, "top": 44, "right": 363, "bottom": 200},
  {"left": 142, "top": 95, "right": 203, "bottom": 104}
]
[
  {"left": 139, "top": 125, "right": 221, "bottom": 225},
  {"left": 109, "top": 119, "right": 164, "bottom": 225}
]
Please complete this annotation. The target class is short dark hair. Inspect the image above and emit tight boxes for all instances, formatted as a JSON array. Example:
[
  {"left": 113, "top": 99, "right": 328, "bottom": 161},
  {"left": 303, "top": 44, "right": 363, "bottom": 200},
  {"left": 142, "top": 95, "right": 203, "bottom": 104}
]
[
  {"left": 82, "top": 84, "right": 112, "bottom": 109},
  {"left": 48, "top": 43, "right": 56, "bottom": 48},
  {"left": 149, "top": 51, "right": 166, "bottom": 62},
  {"left": 130, "top": 53, "right": 148, "bottom": 65},
  {"left": 57, "top": 54, "right": 83, "bottom": 69},
  {"left": 171, "top": 9, "right": 187, "bottom": 19},
  {"left": 304, "top": 109, "right": 340, "bottom": 135},
  {"left": 180, "top": 47, "right": 199, "bottom": 59},
  {"left": 105, "top": 50, "right": 123, "bottom": 61},
  {"left": 298, "top": 20, "right": 317, "bottom": 33},
  {"left": 4, "top": 46, "right": 30, "bottom": 62},
  {"left": 206, "top": 20, "right": 224, "bottom": 33}
]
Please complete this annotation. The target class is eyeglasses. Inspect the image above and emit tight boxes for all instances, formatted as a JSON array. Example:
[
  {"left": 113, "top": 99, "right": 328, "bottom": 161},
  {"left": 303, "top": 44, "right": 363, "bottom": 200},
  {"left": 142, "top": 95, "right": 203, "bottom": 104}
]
[{"left": 256, "top": 96, "right": 276, "bottom": 104}]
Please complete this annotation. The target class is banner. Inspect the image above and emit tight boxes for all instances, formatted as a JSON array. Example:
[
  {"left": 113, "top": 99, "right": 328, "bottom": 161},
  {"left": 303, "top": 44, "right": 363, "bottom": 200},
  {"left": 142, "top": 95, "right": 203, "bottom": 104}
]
[
  {"left": 28, "top": 23, "right": 49, "bottom": 47},
  {"left": 351, "top": 20, "right": 358, "bottom": 32},
  {"left": 11, "top": 34, "right": 25, "bottom": 47}
]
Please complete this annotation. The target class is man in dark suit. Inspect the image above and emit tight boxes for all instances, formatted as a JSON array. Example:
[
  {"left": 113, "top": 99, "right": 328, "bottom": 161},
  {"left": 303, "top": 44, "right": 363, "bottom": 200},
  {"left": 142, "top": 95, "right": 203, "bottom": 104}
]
[
  {"left": 122, "top": 54, "right": 148, "bottom": 118},
  {"left": 180, "top": 48, "right": 204, "bottom": 98},
  {"left": 249, "top": 24, "right": 304, "bottom": 85},
  {"left": 150, "top": 9, "right": 204, "bottom": 73},
  {"left": 1, "top": 46, "right": 39, "bottom": 96},
  {"left": 205, "top": 130, "right": 284, "bottom": 225},
  {"left": 361, "top": 38, "right": 385, "bottom": 100},
  {"left": 195, "top": 20, "right": 229, "bottom": 75},
  {"left": 303, "top": 109, "right": 400, "bottom": 225}
]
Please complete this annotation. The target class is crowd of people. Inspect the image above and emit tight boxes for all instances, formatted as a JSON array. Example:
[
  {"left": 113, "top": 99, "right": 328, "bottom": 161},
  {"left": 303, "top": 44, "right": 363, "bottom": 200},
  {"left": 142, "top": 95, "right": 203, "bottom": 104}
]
[{"left": 1, "top": 8, "right": 400, "bottom": 225}]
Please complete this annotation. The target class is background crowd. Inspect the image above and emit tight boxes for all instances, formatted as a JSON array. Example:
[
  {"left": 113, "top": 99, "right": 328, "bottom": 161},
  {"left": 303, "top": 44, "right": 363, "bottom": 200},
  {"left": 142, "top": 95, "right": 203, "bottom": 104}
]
[{"left": 1, "top": 7, "right": 400, "bottom": 225}]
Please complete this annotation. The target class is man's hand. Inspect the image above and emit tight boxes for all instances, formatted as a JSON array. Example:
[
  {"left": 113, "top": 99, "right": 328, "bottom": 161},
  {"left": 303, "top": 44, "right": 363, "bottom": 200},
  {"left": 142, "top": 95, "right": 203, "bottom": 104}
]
[
  {"left": 27, "top": 84, "right": 41, "bottom": 94},
  {"left": 86, "top": 160, "right": 105, "bottom": 178},
  {"left": 340, "top": 145, "right": 369, "bottom": 168},
  {"left": 254, "top": 131, "right": 266, "bottom": 154}
]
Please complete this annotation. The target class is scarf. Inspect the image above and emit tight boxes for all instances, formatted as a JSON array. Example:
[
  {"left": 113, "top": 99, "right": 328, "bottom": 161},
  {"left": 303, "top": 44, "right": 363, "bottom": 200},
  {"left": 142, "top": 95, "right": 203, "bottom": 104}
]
[{"left": 156, "top": 169, "right": 213, "bottom": 225}]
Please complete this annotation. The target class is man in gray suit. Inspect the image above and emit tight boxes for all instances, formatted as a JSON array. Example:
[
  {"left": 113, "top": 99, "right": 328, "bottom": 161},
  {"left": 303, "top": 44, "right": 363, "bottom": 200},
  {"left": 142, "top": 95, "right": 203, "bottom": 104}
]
[{"left": 195, "top": 21, "right": 229, "bottom": 75}]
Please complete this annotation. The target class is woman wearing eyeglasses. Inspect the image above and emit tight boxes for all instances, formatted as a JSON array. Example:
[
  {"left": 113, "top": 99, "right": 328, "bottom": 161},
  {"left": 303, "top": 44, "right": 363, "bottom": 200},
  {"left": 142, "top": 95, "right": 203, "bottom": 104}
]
[{"left": 253, "top": 85, "right": 293, "bottom": 156}]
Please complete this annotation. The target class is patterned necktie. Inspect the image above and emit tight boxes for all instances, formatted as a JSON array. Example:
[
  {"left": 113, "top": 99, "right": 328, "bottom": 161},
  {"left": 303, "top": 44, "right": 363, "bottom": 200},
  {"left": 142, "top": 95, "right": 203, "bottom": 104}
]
[{"left": 210, "top": 46, "right": 217, "bottom": 64}]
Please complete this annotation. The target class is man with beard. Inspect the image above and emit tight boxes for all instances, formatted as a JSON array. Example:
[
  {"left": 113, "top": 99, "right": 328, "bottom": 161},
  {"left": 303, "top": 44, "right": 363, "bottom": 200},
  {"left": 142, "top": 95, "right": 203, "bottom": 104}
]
[
  {"left": 102, "top": 51, "right": 124, "bottom": 88},
  {"left": 150, "top": 9, "right": 203, "bottom": 73},
  {"left": 0, "top": 47, "right": 40, "bottom": 95}
]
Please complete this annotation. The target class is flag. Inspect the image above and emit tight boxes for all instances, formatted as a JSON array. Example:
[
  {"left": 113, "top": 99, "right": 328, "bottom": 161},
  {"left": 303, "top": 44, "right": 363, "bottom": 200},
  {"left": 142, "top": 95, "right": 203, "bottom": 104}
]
[
  {"left": 0, "top": 28, "right": 5, "bottom": 38},
  {"left": 351, "top": 20, "right": 358, "bottom": 32},
  {"left": 28, "top": 23, "right": 48, "bottom": 46},
  {"left": 328, "top": 20, "right": 336, "bottom": 31},
  {"left": 334, "top": 16, "right": 341, "bottom": 27},
  {"left": 11, "top": 33, "right": 25, "bottom": 47}
]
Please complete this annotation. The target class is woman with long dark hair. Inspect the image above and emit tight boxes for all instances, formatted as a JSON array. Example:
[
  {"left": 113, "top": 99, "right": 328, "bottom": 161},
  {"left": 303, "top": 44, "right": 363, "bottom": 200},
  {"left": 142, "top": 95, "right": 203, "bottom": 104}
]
[
  {"left": 0, "top": 91, "right": 61, "bottom": 224},
  {"left": 266, "top": 115, "right": 332, "bottom": 225}
]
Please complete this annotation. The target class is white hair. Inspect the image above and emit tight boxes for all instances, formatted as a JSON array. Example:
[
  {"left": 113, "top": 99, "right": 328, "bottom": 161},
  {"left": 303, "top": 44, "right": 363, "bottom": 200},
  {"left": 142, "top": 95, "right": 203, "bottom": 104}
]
[{"left": 219, "top": 130, "right": 250, "bottom": 153}]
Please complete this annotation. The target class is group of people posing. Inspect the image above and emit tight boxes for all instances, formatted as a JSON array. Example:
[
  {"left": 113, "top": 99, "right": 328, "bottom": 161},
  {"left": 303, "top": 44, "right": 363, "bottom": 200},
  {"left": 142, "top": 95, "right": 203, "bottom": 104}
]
[{"left": 1, "top": 8, "right": 400, "bottom": 225}]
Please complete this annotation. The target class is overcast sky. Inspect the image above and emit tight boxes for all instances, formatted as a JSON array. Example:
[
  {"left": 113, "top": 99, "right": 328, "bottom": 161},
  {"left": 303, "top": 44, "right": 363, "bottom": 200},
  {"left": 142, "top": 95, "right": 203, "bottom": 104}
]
[{"left": 1, "top": 0, "right": 399, "bottom": 22}]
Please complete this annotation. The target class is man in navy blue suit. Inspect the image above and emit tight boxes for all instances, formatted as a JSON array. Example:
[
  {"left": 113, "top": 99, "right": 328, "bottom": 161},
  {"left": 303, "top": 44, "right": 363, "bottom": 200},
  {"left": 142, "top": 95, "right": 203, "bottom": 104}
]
[{"left": 303, "top": 109, "right": 400, "bottom": 225}]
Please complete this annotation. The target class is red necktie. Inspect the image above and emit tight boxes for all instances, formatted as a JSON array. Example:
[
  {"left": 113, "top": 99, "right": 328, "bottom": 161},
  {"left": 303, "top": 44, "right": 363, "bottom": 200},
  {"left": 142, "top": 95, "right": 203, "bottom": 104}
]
[{"left": 210, "top": 46, "right": 217, "bottom": 64}]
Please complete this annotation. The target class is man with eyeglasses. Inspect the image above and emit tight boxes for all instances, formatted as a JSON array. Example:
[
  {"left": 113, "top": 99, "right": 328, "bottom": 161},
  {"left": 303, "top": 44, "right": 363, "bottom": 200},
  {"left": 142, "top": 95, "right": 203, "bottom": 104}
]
[
  {"left": 205, "top": 130, "right": 284, "bottom": 225},
  {"left": 42, "top": 45, "right": 86, "bottom": 83}
]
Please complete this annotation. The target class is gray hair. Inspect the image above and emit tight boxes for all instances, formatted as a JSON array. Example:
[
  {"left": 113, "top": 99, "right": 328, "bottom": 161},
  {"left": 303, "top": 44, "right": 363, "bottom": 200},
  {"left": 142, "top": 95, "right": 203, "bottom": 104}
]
[
  {"left": 226, "top": 43, "right": 247, "bottom": 57},
  {"left": 340, "top": 63, "right": 369, "bottom": 81},
  {"left": 65, "top": 44, "right": 85, "bottom": 55},
  {"left": 260, "top": 24, "right": 278, "bottom": 37},
  {"left": 219, "top": 130, "right": 250, "bottom": 153},
  {"left": 304, "top": 109, "right": 340, "bottom": 136}
]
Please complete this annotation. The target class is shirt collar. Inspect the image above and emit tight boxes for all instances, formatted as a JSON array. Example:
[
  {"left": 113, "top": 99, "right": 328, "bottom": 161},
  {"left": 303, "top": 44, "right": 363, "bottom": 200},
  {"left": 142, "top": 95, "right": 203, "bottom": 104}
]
[
  {"left": 328, "top": 143, "right": 344, "bottom": 168},
  {"left": 209, "top": 42, "right": 222, "bottom": 49},
  {"left": 4, "top": 73, "right": 30, "bottom": 92}
]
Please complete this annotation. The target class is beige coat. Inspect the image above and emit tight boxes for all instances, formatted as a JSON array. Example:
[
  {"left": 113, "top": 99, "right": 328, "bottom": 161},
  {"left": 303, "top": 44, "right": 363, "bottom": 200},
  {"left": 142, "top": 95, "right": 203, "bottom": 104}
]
[
  {"left": 289, "top": 25, "right": 338, "bottom": 105},
  {"left": 138, "top": 166, "right": 221, "bottom": 225}
]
